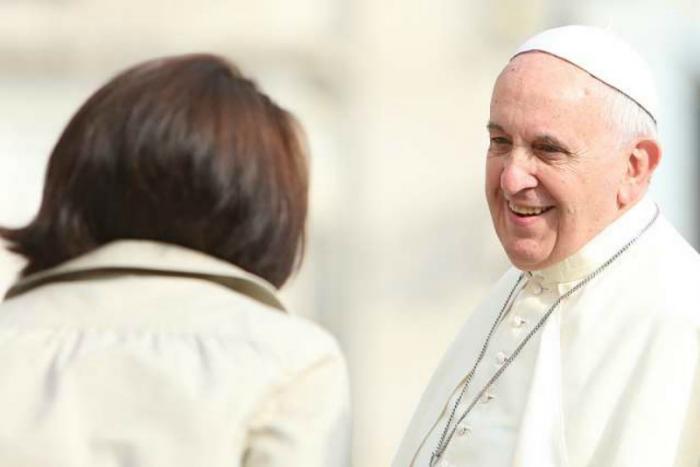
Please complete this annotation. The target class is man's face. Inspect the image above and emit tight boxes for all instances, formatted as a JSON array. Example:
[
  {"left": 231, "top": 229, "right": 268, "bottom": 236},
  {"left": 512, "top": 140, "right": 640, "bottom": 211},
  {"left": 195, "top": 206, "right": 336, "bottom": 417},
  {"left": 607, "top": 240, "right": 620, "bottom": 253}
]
[{"left": 486, "top": 52, "right": 630, "bottom": 271}]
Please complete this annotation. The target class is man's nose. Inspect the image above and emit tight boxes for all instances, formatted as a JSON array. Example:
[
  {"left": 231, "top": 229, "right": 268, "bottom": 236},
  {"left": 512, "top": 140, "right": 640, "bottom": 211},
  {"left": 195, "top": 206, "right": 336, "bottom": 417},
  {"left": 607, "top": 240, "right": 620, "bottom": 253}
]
[{"left": 500, "top": 152, "right": 538, "bottom": 196}]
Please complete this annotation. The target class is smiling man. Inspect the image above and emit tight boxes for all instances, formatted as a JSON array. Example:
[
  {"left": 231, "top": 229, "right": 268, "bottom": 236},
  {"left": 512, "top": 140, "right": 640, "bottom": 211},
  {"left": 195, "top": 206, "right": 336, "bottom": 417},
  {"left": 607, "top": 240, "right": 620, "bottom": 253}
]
[{"left": 393, "top": 25, "right": 700, "bottom": 467}]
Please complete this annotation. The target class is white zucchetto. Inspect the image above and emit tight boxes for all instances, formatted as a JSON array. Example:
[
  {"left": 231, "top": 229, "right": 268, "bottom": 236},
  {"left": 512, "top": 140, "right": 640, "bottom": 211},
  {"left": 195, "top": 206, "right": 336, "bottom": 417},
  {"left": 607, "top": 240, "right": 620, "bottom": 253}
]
[{"left": 513, "top": 25, "right": 658, "bottom": 122}]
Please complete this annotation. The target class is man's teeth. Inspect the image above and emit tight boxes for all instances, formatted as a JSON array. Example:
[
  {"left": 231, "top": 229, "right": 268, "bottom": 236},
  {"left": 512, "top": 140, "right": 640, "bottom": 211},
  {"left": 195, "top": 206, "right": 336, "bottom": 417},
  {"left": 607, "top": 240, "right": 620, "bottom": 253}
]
[{"left": 509, "top": 202, "right": 549, "bottom": 216}]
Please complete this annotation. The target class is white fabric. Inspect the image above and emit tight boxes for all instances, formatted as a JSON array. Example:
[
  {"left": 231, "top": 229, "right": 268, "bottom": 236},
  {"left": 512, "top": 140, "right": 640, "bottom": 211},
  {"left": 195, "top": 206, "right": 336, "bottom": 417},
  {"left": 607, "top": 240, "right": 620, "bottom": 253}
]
[
  {"left": 0, "top": 240, "right": 351, "bottom": 467},
  {"left": 394, "top": 197, "right": 700, "bottom": 466},
  {"left": 513, "top": 25, "right": 658, "bottom": 122},
  {"left": 0, "top": 238, "right": 23, "bottom": 296}
]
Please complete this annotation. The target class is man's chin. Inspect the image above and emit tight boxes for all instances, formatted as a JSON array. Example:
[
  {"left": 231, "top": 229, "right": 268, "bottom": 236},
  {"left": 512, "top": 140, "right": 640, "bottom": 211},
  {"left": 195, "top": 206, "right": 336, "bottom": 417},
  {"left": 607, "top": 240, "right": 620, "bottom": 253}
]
[{"left": 503, "top": 243, "right": 553, "bottom": 271}]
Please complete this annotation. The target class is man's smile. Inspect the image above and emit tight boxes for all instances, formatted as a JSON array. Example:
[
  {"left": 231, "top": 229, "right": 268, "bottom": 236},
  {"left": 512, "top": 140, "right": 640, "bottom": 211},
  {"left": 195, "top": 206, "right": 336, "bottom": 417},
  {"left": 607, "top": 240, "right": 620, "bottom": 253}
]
[{"left": 507, "top": 200, "right": 555, "bottom": 217}]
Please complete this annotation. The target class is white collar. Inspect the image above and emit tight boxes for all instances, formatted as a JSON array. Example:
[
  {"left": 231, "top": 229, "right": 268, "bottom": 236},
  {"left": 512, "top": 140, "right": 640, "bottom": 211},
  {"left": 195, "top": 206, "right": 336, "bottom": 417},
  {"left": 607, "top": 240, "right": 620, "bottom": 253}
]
[{"left": 527, "top": 196, "right": 658, "bottom": 286}]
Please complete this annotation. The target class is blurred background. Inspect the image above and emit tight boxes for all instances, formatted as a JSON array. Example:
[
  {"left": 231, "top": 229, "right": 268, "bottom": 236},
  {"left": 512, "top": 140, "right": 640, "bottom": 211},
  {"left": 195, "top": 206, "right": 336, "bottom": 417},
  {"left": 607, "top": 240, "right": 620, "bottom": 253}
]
[{"left": 0, "top": 0, "right": 698, "bottom": 465}]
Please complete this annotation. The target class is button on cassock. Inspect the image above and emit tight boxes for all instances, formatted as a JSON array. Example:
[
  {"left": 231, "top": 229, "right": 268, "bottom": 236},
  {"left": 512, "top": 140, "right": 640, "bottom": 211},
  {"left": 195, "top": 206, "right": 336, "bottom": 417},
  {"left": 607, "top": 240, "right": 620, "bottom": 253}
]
[
  {"left": 495, "top": 351, "right": 507, "bottom": 366},
  {"left": 512, "top": 316, "right": 527, "bottom": 328},
  {"left": 456, "top": 423, "right": 472, "bottom": 436}
]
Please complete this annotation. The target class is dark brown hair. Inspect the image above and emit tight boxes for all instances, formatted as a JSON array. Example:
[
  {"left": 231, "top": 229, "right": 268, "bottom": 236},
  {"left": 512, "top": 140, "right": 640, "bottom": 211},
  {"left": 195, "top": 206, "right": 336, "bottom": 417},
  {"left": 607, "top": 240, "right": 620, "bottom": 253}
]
[{"left": 1, "top": 54, "right": 308, "bottom": 288}]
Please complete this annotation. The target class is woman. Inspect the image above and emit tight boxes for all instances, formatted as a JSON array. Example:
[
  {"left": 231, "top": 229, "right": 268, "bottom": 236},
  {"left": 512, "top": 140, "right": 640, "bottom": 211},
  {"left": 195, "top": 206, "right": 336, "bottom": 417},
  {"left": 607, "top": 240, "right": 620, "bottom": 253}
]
[{"left": 0, "top": 54, "right": 350, "bottom": 466}]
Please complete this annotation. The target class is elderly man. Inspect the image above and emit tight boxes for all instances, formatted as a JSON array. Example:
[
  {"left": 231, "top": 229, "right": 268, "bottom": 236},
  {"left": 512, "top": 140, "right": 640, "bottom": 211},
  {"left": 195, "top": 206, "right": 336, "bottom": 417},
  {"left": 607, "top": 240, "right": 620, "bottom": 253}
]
[{"left": 393, "top": 25, "right": 700, "bottom": 467}]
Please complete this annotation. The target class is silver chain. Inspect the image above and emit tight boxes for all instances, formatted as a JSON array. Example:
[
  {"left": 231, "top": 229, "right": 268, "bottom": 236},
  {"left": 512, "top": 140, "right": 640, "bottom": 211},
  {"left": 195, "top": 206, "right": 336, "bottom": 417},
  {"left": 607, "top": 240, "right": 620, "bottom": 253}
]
[{"left": 430, "top": 205, "right": 659, "bottom": 466}]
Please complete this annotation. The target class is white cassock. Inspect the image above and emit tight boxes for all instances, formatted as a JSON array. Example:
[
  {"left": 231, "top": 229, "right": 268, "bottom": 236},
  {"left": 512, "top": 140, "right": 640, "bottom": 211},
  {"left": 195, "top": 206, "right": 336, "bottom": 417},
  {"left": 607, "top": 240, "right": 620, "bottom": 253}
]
[{"left": 394, "top": 196, "right": 700, "bottom": 467}]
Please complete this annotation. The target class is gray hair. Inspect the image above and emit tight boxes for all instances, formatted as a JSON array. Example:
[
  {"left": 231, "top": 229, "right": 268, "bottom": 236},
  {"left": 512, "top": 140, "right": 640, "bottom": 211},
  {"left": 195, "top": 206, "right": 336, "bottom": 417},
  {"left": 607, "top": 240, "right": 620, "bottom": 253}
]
[{"left": 602, "top": 86, "right": 658, "bottom": 143}]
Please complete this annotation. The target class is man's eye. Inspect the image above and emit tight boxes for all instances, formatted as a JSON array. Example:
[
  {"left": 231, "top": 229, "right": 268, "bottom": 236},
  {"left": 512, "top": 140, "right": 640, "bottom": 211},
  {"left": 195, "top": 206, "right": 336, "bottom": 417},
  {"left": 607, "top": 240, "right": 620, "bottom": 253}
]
[
  {"left": 488, "top": 138, "right": 511, "bottom": 155},
  {"left": 489, "top": 137, "right": 511, "bottom": 146},
  {"left": 536, "top": 144, "right": 562, "bottom": 153}
]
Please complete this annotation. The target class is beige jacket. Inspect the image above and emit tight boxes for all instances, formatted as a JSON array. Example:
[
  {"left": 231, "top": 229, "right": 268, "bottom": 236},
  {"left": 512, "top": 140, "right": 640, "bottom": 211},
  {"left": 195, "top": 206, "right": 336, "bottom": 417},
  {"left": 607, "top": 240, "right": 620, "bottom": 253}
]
[{"left": 0, "top": 240, "right": 351, "bottom": 467}]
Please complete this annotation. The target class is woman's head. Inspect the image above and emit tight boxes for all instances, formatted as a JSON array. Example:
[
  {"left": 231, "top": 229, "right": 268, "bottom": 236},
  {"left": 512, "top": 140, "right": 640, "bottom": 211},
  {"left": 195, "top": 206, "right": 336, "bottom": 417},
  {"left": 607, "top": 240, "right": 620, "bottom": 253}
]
[{"left": 2, "top": 54, "right": 308, "bottom": 288}]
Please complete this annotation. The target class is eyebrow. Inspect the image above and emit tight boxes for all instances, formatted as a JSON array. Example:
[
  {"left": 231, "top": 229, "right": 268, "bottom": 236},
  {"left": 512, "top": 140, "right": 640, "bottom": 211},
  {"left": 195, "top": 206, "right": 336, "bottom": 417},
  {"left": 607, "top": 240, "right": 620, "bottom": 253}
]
[
  {"left": 486, "top": 121, "right": 575, "bottom": 155},
  {"left": 486, "top": 122, "right": 505, "bottom": 132}
]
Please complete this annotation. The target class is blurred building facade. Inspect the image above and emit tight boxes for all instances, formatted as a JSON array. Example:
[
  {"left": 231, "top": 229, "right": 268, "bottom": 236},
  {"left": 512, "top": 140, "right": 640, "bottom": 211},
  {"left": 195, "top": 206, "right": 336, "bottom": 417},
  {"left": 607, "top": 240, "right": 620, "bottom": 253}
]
[{"left": 0, "top": 1, "right": 698, "bottom": 465}]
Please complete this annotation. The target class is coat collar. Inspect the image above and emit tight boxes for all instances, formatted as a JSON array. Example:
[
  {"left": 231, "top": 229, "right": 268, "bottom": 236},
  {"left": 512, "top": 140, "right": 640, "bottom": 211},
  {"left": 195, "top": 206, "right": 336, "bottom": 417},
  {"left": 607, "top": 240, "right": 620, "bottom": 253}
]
[{"left": 5, "top": 240, "right": 286, "bottom": 312}]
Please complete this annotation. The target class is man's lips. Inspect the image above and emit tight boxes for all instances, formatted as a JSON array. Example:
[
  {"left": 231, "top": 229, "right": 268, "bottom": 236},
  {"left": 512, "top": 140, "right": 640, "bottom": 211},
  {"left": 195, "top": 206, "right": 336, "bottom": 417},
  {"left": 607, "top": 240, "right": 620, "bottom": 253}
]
[{"left": 507, "top": 201, "right": 554, "bottom": 217}]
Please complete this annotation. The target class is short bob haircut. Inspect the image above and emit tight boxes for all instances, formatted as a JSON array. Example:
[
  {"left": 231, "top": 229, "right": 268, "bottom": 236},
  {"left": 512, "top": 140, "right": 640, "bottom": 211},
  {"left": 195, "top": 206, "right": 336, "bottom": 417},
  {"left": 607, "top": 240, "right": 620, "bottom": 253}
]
[{"left": 1, "top": 54, "right": 308, "bottom": 288}]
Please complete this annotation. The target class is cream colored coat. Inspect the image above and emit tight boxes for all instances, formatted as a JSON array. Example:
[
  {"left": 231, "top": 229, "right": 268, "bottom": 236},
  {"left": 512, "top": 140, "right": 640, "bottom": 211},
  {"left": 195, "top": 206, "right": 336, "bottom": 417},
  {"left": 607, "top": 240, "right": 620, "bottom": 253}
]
[
  {"left": 394, "top": 198, "right": 700, "bottom": 467},
  {"left": 0, "top": 241, "right": 350, "bottom": 467}
]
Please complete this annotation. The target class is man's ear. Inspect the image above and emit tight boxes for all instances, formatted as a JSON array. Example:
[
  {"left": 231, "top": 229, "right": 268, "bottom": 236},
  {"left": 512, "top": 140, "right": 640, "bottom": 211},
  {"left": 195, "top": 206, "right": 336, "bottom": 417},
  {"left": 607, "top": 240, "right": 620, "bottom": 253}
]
[{"left": 617, "top": 138, "right": 662, "bottom": 208}]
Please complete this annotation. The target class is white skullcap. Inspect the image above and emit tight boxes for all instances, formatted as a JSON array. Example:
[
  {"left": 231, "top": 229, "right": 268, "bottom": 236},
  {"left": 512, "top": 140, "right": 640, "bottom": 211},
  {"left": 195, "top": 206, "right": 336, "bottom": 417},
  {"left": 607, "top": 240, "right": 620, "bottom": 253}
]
[{"left": 513, "top": 25, "right": 658, "bottom": 123}]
